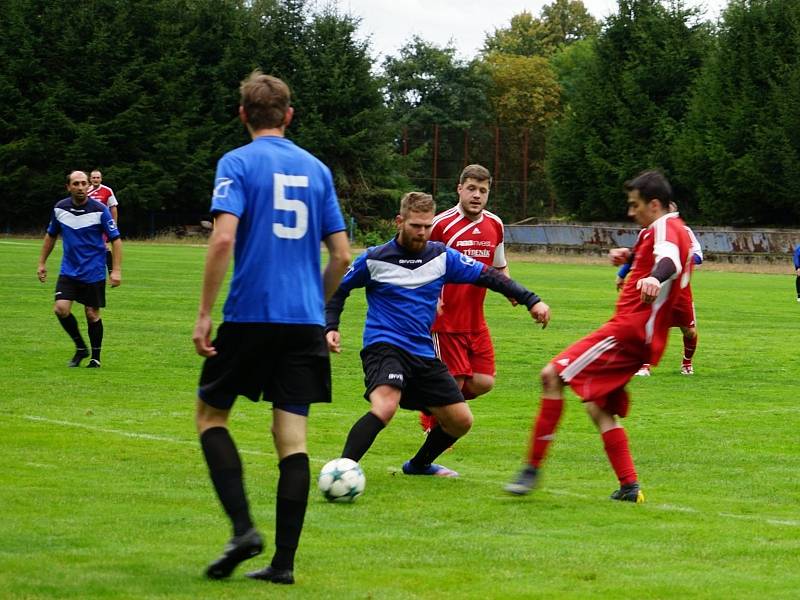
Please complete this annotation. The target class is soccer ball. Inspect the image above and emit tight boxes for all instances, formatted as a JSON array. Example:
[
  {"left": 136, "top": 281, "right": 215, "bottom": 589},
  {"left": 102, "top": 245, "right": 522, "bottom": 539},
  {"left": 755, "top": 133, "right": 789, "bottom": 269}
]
[{"left": 318, "top": 458, "right": 366, "bottom": 503}]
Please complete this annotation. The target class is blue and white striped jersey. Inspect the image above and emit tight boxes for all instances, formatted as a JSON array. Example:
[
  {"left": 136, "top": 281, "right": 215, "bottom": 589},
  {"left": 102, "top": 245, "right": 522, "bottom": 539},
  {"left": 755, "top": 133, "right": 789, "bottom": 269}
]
[
  {"left": 46, "top": 198, "right": 120, "bottom": 283},
  {"left": 326, "top": 238, "right": 485, "bottom": 358}
]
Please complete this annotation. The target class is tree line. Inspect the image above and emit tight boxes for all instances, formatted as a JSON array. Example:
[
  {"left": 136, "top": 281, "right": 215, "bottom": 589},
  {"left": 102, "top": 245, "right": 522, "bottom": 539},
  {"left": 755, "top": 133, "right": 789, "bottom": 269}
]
[{"left": 1, "top": 0, "right": 798, "bottom": 235}]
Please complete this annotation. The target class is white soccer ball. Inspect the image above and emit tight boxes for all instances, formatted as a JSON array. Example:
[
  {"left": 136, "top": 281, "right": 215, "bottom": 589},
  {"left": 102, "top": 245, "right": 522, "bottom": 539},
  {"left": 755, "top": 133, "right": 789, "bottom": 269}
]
[{"left": 318, "top": 458, "right": 366, "bottom": 503}]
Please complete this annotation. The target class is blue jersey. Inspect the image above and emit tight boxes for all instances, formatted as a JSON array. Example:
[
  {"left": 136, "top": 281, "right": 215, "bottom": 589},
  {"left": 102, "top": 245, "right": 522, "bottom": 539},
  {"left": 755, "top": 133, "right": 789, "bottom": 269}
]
[
  {"left": 793, "top": 244, "right": 800, "bottom": 269},
  {"left": 328, "top": 239, "right": 485, "bottom": 358},
  {"left": 47, "top": 198, "right": 120, "bottom": 283},
  {"left": 211, "top": 135, "right": 345, "bottom": 325}
]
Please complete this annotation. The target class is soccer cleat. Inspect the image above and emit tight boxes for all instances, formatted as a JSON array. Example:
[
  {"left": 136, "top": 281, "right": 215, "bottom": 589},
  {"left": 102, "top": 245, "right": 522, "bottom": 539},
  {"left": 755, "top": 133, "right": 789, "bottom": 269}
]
[
  {"left": 205, "top": 528, "right": 263, "bottom": 580},
  {"left": 67, "top": 348, "right": 90, "bottom": 367},
  {"left": 504, "top": 466, "right": 539, "bottom": 496},
  {"left": 86, "top": 359, "right": 102, "bottom": 368},
  {"left": 634, "top": 364, "right": 651, "bottom": 377},
  {"left": 610, "top": 482, "right": 645, "bottom": 503},
  {"left": 401, "top": 460, "right": 459, "bottom": 477},
  {"left": 797, "top": 297, "right": 800, "bottom": 302},
  {"left": 246, "top": 565, "right": 295, "bottom": 585},
  {"left": 680, "top": 363, "right": 694, "bottom": 375}
]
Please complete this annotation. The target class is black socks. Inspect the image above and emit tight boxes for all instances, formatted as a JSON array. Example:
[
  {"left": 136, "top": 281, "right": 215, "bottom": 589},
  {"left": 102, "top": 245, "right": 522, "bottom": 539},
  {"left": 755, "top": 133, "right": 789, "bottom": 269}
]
[
  {"left": 341, "top": 412, "right": 386, "bottom": 462},
  {"left": 57, "top": 313, "right": 87, "bottom": 350},
  {"left": 409, "top": 425, "right": 458, "bottom": 468},
  {"left": 271, "top": 453, "right": 310, "bottom": 571},
  {"left": 88, "top": 319, "right": 103, "bottom": 361},
  {"left": 200, "top": 427, "right": 253, "bottom": 536}
]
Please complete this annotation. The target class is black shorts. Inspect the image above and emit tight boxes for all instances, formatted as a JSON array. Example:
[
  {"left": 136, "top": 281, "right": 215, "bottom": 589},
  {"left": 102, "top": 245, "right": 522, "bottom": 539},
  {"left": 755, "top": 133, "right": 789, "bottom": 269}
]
[
  {"left": 198, "top": 322, "right": 331, "bottom": 411},
  {"left": 55, "top": 275, "right": 106, "bottom": 308},
  {"left": 360, "top": 342, "right": 464, "bottom": 413}
]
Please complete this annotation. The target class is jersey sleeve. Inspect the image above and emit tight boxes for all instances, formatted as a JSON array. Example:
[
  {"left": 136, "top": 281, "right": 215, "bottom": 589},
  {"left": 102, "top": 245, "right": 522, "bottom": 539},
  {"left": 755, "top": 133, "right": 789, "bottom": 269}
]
[
  {"left": 686, "top": 226, "right": 702, "bottom": 264},
  {"left": 102, "top": 205, "right": 121, "bottom": 241},
  {"left": 210, "top": 154, "right": 245, "bottom": 217},
  {"left": 46, "top": 208, "right": 60, "bottom": 237},
  {"left": 106, "top": 189, "right": 118, "bottom": 208},
  {"left": 325, "top": 252, "right": 371, "bottom": 331},
  {"left": 653, "top": 220, "right": 683, "bottom": 277},
  {"left": 492, "top": 221, "right": 507, "bottom": 268},
  {"left": 443, "top": 246, "right": 484, "bottom": 284},
  {"left": 429, "top": 220, "right": 444, "bottom": 243},
  {"left": 320, "top": 165, "right": 346, "bottom": 238}
]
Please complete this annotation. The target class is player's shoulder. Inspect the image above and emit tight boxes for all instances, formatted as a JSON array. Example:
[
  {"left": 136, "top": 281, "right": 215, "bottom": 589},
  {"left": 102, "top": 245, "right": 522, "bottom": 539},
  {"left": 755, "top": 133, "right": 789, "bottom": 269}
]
[
  {"left": 482, "top": 209, "right": 504, "bottom": 226},
  {"left": 433, "top": 206, "right": 460, "bottom": 226},
  {"left": 85, "top": 198, "right": 109, "bottom": 213},
  {"left": 54, "top": 197, "right": 72, "bottom": 209}
]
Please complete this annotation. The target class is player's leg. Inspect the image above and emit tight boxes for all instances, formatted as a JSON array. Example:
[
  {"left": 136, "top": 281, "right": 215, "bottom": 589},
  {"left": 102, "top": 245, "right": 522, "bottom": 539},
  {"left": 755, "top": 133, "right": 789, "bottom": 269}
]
[
  {"left": 461, "top": 329, "right": 496, "bottom": 399},
  {"left": 247, "top": 407, "right": 308, "bottom": 585},
  {"left": 403, "top": 362, "right": 467, "bottom": 477},
  {"left": 680, "top": 324, "right": 698, "bottom": 375},
  {"left": 796, "top": 273, "right": 800, "bottom": 300},
  {"left": 84, "top": 305, "right": 103, "bottom": 368},
  {"left": 53, "top": 278, "right": 89, "bottom": 366},
  {"left": 341, "top": 384, "right": 400, "bottom": 461},
  {"left": 197, "top": 398, "right": 263, "bottom": 579},
  {"left": 505, "top": 363, "right": 565, "bottom": 494},
  {"left": 585, "top": 399, "right": 644, "bottom": 503}
]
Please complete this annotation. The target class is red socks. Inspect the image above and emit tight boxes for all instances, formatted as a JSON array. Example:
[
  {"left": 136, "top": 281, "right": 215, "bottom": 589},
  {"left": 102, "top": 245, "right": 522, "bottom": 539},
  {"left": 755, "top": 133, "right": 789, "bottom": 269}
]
[
  {"left": 602, "top": 427, "right": 637, "bottom": 485},
  {"left": 683, "top": 333, "right": 698, "bottom": 363},
  {"left": 526, "top": 398, "right": 564, "bottom": 468}
]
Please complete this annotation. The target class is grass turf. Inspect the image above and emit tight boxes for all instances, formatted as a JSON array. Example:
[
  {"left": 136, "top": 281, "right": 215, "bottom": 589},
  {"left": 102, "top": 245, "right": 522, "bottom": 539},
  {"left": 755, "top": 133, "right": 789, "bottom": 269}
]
[{"left": 1, "top": 237, "right": 798, "bottom": 599}]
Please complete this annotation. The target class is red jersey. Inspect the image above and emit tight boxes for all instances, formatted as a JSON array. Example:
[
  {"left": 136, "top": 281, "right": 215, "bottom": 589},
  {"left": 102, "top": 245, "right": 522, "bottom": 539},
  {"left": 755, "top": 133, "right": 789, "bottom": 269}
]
[
  {"left": 430, "top": 205, "right": 507, "bottom": 333},
  {"left": 608, "top": 213, "right": 693, "bottom": 365},
  {"left": 87, "top": 184, "right": 118, "bottom": 209}
]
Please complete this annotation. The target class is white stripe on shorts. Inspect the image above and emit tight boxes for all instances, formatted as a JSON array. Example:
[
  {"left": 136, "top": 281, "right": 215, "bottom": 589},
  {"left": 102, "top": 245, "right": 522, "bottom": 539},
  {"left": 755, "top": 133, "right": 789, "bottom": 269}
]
[{"left": 560, "top": 336, "right": 618, "bottom": 382}]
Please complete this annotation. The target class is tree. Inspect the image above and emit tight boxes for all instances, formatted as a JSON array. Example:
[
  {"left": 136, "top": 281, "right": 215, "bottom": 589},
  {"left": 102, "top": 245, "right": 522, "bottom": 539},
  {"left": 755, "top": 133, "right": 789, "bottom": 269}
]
[
  {"left": 483, "top": 0, "right": 599, "bottom": 58},
  {"left": 546, "top": 0, "right": 711, "bottom": 220},
  {"left": 674, "top": 0, "right": 800, "bottom": 226}
]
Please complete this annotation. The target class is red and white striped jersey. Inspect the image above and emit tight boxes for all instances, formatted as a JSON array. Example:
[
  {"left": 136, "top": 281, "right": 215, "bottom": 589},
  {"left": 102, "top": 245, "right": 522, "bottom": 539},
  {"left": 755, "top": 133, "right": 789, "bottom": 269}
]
[
  {"left": 430, "top": 204, "right": 507, "bottom": 333},
  {"left": 87, "top": 184, "right": 118, "bottom": 208},
  {"left": 610, "top": 213, "right": 692, "bottom": 365}
]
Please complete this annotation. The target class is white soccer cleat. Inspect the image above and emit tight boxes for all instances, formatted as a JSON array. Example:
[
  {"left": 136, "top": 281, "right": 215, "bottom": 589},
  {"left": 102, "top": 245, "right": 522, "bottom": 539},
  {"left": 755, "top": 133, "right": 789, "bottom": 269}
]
[
  {"left": 634, "top": 365, "right": 651, "bottom": 377},
  {"left": 680, "top": 363, "right": 694, "bottom": 375}
]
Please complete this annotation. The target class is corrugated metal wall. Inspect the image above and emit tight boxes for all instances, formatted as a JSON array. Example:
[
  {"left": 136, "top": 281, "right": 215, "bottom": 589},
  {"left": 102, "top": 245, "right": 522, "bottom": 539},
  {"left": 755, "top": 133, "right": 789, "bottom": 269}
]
[{"left": 505, "top": 223, "right": 800, "bottom": 258}]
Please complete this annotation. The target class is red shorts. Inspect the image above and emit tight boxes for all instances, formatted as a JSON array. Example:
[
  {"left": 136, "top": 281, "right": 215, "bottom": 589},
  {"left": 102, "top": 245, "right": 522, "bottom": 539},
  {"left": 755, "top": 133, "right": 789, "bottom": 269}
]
[
  {"left": 551, "top": 324, "right": 646, "bottom": 417},
  {"left": 432, "top": 329, "right": 495, "bottom": 379},
  {"left": 670, "top": 292, "right": 696, "bottom": 328}
]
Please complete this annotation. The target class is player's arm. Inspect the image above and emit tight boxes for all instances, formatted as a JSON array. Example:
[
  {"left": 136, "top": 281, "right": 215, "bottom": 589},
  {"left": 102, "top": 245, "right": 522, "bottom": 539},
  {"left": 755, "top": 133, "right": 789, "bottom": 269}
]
[
  {"left": 110, "top": 205, "right": 118, "bottom": 223},
  {"left": 37, "top": 233, "right": 56, "bottom": 283},
  {"left": 473, "top": 266, "right": 550, "bottom": 328},
  {"left": 109, "top": 238, "right": 123, "bottom": 287},
  {"left": 637, "top": 238, "right": 681, "bottom": 304},
  {"left": 324, "top": 253, "right": 369, "bottom": 353},
  {"left": 322, "top": 231, "right": 351, "bottom": 303},
  {"left": 193, "top": 212, "right": 238, "bottom": 357}
]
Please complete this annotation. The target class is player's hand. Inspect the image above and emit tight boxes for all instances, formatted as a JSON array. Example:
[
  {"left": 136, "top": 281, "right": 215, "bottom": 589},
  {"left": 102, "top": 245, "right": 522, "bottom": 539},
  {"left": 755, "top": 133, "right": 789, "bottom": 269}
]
[
  {"left": 609, "top": 248, "right": 631, "bottom": 266},
  {"left": 636, "top": 276, "right": 661, "bottom": 304},
  {"left": 436, "top": 297, "right": 444, "bottom": 316},
  {"left": 326, "top": 330, "right": 342, "bottom": 353},
  {"left": 615, "top": 276, "right": 625, "bottom": 291},
  {"left": 193, "top": 314, "right": 216, "bottom": 357},
  {"left": 529, "top": 301, "right": 550, "bottom": 329},
  {"left": 109, "top": 269, "right": 122, "bottom": 287},
  {"left": 37, "top": 264, "right": 47, "bottom": 283}
]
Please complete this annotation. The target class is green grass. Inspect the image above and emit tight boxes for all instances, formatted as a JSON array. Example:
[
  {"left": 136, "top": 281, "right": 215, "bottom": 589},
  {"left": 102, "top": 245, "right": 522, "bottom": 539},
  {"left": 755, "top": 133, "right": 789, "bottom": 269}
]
[{"left": 1, "top": 237, "right": 798, "bottom": 599}]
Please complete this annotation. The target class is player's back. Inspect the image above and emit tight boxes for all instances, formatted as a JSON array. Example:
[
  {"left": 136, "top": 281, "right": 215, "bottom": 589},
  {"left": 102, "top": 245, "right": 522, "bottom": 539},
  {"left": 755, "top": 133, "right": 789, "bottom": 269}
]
[{"left": 212, "top": 136, "right": 344, "bottom": 325}]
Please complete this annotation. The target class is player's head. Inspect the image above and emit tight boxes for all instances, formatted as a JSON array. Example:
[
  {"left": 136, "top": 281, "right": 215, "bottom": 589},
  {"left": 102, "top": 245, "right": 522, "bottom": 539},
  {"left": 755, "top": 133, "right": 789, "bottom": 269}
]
[
  {"left": 623, "top": 170, "right": 672, "bottom": 227},
  {"left": 239, "top": 70, "right": 293, "bottom": 133},
  {"left": 457, "top": 164, "right": 491, "bottom": 219},
  {"left": 90, "top": 170, "right": 102, "bottom": 186},
  {"left": 397, "top": 192, "right": 436, "bottom": 253},
  {"left": 66, "top": 171, "right": 89, "bottom": 203}
]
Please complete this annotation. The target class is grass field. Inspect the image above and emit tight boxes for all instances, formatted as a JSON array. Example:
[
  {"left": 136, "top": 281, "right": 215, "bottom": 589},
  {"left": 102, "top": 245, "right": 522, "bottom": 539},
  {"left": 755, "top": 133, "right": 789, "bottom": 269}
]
[{"left": 1, "top": 237, "right": 799, "bottom": 599}]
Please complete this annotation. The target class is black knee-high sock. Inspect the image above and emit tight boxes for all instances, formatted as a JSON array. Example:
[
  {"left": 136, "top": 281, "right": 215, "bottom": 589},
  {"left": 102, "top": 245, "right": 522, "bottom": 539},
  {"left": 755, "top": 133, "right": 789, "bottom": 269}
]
[
  {"left": 796, "top": 275, "right": 800, "bottom": 296},
  {"left": 271, "top": 453, "right": 309, "bottom": 571},
  {"left": 200, "top": 427, "right": 253, "bottom": 536},
  {"left": 88, "top": 319, "right": 103, "bottom": 361},
  {"left": 409, "top": 425, "right": 458, "bottom": 468},
  {"left": 57, "top": 314, "right": 87, "bottom": 349},
  {"left": 341, "top": 412, "right": 386, "bottom": 462}
]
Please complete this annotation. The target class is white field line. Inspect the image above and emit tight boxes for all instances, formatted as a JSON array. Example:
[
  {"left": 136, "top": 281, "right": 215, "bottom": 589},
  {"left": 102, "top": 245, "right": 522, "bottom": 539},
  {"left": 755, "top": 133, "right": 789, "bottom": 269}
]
[{"left": 14, "top": 414, "right": 799, "bottom": 528}]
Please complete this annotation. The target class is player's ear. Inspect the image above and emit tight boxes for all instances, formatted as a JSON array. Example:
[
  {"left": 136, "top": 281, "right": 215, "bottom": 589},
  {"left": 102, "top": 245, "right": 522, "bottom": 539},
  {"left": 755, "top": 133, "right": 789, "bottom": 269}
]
[
  {"left": 238, "top": 105, "right": 247, "bottom": 124},
  {"left": 284, "top": 106, "right": 294, "bottom": 128}
]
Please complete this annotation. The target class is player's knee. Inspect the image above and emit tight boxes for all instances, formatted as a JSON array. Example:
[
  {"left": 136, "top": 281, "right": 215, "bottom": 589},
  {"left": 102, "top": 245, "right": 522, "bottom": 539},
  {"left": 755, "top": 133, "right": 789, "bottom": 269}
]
[
  {"left": 540, "top": 364, "right": 558, "bottom": 387},
  {"left": 53, "top": 304, "right": 69, "bottom": 318},
  {"left": 85, "top": 307, "right": 100, "bottom": 322},
  {"left": 467, "top": 375, "right": 494, "bottom": 397}
]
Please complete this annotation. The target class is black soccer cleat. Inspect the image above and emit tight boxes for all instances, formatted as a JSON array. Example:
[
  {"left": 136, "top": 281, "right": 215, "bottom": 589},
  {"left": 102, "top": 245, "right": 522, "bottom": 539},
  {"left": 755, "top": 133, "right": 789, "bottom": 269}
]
[
  {"left": 205, "top": 528, "right": 263, "bottom": 580},
  {"left": 504, "top": 465, "right": 540, "bottom": 496},
  {"left": 246, "top": 565, "right": 295, "bottom": 585},
  {"left": 610, "top": 482, "right": 645, "bottom": 503},
  {"left": 86, "top": 359, "right": 101, "bottom": 368},
  {"left": 67, "top": 348, "right": 90, "bottom": 367}
]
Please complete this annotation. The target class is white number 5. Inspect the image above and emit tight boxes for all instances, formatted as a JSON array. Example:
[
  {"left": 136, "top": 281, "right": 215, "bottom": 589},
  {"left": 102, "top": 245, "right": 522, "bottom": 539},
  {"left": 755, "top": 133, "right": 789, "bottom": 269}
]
[{"left": 273, "top": 173, "right": 309, "bottom": 239}]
